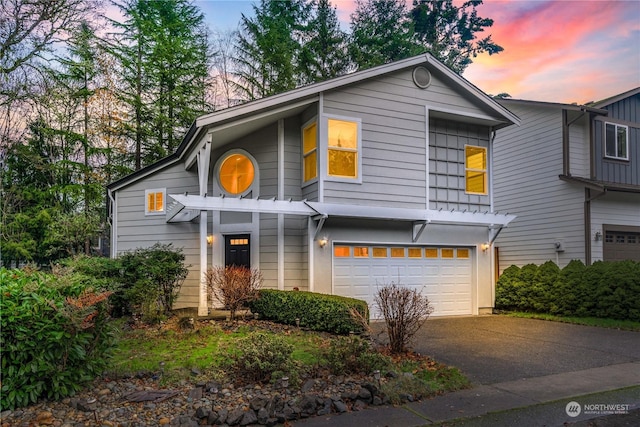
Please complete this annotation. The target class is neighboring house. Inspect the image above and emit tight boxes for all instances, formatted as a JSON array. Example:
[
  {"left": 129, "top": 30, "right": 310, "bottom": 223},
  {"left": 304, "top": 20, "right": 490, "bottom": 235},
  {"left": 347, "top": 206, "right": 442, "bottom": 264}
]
[
  {"left": 107, "top": 53, "right": 519, "bottom": 318},
  {"left": 493, "top": 87, "right": 640, "bottom": 272}
]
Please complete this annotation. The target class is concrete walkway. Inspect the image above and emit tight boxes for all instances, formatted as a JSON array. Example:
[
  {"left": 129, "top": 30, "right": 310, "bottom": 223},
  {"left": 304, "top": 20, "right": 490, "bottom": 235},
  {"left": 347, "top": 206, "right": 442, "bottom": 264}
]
[{"left": 295, "top": 317, "right": 640, "bottom": 426}]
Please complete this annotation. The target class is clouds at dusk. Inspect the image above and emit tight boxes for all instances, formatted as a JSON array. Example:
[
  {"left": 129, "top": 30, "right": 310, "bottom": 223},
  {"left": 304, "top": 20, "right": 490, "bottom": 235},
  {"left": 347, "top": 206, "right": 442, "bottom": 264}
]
[{"left": 197, "top": 0, "right": 640, "bottom": 103}]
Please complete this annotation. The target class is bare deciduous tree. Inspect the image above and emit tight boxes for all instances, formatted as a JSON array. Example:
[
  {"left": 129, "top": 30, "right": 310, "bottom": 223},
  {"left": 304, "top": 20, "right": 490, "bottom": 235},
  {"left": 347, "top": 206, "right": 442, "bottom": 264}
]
[
  {"left": 205, "top": 266, "right": 263, "bottom": 320},
  {"left": 374, "top": 282, "right": 433, "bottom": 354}
]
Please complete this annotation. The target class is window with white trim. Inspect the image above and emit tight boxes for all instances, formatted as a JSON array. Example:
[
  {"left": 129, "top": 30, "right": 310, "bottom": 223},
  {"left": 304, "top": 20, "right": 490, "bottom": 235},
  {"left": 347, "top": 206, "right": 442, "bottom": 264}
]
[
  {"left": 145, "top": 188, "right": 165, "bottom": 215},
  {"left": 302, "top": 121, "right": 318, "bottom": 182},
  {"left": 328, "top": 118, "right": 359, "bottom": 179},
  {"left": 465, "top": 145, "right": 487, "bottom": 195},
  {"left": 604, "top": 123, "right": 628, "bottom": 160}
]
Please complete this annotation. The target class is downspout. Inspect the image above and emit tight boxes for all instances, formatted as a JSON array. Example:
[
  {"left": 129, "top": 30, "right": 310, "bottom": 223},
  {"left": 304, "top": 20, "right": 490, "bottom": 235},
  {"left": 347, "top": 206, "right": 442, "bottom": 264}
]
[
  {"left": 584, "top": 188, "right": 607, "bottom": 265},
  {"left": 107, "top": 188, "right": 116, "bottom": 258}
]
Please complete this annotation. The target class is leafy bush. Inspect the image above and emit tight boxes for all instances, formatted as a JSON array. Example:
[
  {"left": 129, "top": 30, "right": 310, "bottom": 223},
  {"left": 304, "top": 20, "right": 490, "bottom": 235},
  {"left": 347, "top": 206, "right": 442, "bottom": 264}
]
[
  {"left": 248, "top": 289, "right": 369, "bottom": 334},
  {"left": 0, "top": 268, "right": 116, "bottom": 410},
  {"left": 119, "top": 244, "right": 189, "bottom": 322},
  {"left": 205, "top": 266, "right": 262, "bottom": 320},
  {"left": 323, "top": 335, "right": 390, "bottom": 375},
  {"left": 375, "top": 283, "right": 433, "bottom": 354},
  {"left": 495, "top": 260, "right": 640, "bottom": 321},
  {"left": 233, "top": 332, "right": 298, "bottom": 383}
]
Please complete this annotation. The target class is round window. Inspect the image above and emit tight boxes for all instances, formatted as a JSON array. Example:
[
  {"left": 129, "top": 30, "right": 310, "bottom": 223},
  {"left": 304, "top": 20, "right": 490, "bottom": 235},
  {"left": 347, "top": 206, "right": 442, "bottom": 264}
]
[{"left": 219, "top": 153, "right": 255, "bottom": 194}]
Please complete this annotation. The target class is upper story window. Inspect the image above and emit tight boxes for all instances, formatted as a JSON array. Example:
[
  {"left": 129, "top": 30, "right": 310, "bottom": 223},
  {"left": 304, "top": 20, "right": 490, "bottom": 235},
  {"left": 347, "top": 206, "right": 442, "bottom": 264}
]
[
  {"left": 145, "top": 188, "right": 165, "bottom": 215},
  {"left": 219, "top": 153, "right": 255, "bottom": 194},
  {"left": 465, "top": 145, "right": 487, "bottom": 195},
  {"left": 605, "top": 123, "right": 628, "bottom": 160},
  {"left": 302, "top": 121, "right": 317, "bottom": 182},
  {"left": 328, "top": 118, "right": 359, "bottom": 179}
]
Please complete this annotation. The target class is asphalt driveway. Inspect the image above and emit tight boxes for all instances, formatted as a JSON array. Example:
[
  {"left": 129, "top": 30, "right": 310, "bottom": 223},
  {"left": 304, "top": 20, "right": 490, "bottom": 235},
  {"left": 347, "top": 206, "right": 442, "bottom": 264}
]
[{"left": 371, "top": 315, "right": 640, "bottom": 385}]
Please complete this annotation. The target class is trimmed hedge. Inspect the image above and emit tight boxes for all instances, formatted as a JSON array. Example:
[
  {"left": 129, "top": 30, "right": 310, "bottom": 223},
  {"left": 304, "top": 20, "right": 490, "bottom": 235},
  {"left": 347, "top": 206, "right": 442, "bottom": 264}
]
[
  {"left": 495, "top": 260, "right": 640, "bottom": 321},
  {"left": 248, "top": 289, "right": 369, "bottom": 334}
]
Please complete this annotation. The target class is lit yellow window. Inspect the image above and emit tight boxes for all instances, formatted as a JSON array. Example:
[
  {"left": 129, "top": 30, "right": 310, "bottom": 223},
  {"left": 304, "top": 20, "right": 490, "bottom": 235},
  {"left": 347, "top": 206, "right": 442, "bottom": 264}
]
[
  {"left": 303, "top": 122, "right": 317, "bottom": 181},
  {"left": 219, "top": 153, "right": 255, "bottom": 194},
  {"left": 408, "top": 248, "right": 422, "bottom": 258},
  {"left": 328, "top": 119, "right": 358, "bottom": 178},
  {"left": 391, "top": 247, "right": 405, "bottom": 258},
  {"left": 457, "top": 248, "right": 470, "bottom": 259},
  {"left": 146, "top": 190, "right": 164, "bottom": 213},
  {"left": 334, "top": 246, "right": 350, "bottom": 257},
  {"left": 425, "top": 248, "right": 438, "bottom": 258},
  {"left": 354, "top": 247, "right": 369, "bottom": 257},
  {"left": 441, "top": 248, "right": 454, "bottom": 258},
  {"left": 465, "top": 146, "right": 487, "bottom": 195},
  {"left": 230, "top": 238, "right": 249, "bottom": 245},
  {"left": 373, "top": 247, "right": 387, "bottom": 258}
]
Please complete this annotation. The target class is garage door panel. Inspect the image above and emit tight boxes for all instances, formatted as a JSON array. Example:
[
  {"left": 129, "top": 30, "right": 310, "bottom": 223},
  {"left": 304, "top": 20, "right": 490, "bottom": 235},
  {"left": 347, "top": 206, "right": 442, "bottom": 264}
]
[{"left": 334, "top": 244, "right": 473, "bottom": 317}]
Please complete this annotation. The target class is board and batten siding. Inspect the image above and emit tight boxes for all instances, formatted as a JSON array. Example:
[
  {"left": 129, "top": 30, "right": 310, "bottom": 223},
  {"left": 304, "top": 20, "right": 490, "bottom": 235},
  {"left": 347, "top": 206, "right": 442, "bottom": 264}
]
[
  {"left": 114, "top": 161, "right": 201, "bottom": 308},
  {"left": 321, "top": 68, "right": 502, "bottom": 209},
  {"left": 493, "top": 103, "right": 585, "bottom": 271},
  {"left": 593, "top": 118, "right": 640, "bottom": 185},
  {"left": 590, "top": 192, "right": 640, "bottom": 262},
  {"left": 429, "top": 118, "right": 490, "bottom": 211}
]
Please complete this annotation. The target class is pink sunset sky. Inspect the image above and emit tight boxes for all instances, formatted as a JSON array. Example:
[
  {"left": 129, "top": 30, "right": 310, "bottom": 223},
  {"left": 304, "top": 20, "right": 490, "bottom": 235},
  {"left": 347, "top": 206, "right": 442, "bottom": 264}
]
[{"left": 118, "top": 0, "right": 640, "bottom": 105}]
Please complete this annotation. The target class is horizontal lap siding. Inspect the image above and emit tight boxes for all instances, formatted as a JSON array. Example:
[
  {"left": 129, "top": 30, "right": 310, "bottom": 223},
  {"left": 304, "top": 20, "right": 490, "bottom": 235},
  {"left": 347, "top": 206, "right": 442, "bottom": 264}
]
[
  {"left": 115, "top": 162, "right": 201, "bottom": 308},
  {"left": 284, "top": 215, "right": 308, "bottom": 290},
  {"left": 494, "top": 104, "right": 585, "bottom": 270},
  {"left": 323, "top": 71, "right": 427, "bottom": 209},
  {"left": 284, "top": 117, "right": 303, "bottom": 200}
]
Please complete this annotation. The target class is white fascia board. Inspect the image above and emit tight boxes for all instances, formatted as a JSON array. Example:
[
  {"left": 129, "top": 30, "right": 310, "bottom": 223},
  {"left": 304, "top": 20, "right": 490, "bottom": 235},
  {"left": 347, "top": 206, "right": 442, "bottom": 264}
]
[{"left": 168, "top": 194, "right": 319, "bottom": 216}]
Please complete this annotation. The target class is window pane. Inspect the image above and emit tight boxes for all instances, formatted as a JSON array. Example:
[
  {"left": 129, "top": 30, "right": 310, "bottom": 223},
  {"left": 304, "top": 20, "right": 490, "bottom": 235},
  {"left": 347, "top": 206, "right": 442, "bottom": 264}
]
[
  {"left": 408, "top": 248, "right": 422, "bottom": 258},
  {"left": 354, "top": 247, "right": 369, "bottom": 257},
  {"left": 328, "top": 119, "right": 357, "bottom": 149},
  {"left": 147, "top": 193, "right": 155, "bottom": 212},
  {"left": 334, "top": 246, "right": 350, "bottom": 257},
  {"left": 457, "top": 248, "right": 470, "bottom": 258},
  {"left": 605, "top": 233, "right": 614, "bottom": 243},
  {"left": 466, "top": 146, "right": 486, "bottom": 169},
  {"left": 617, "top": 126, "right": 627, "bottom": 158},
  {"left": 328, "top": 149, "right": 357, "bottom": 177},
  {"left": 441, "top": 248, "right": 454, "bottom": 258},
  {"left": 605, "top": 124, "right": 616, "bottom": 157},
  {"left": 425, "top": 248, "right": 438, "bottom": 258},
  {"left": 303, "top": 122, "right": 317, "bottom": 153},
  {"left": 616, "top": 235, "right": 625, "bottom": 243},
  {"left": 391, "top": 247, "right": 405, "bottom": 258},
  {"left": 466, "top": 171, "right": 486, "bottom": 193},
  {"left": 155, "top": 192, "right": 163, "bottom": 211},
  {"left": 220, "top": 154, "right": 255, "bottom": 194},
  {"left": 373, "top": 247, "right": 387, "bottom": 257},
  {"left": 304, "top": 150, "right": 317, "bottom": 181}
]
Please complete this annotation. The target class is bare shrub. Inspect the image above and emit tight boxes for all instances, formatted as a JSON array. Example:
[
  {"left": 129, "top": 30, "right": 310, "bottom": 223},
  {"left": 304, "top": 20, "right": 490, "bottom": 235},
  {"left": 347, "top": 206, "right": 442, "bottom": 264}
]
[
  {"left": 205, "top": 266, "right": 263, "bottom": 320},
  {"left": 374, "top": 282, "right": 434, "bottom": 354}
]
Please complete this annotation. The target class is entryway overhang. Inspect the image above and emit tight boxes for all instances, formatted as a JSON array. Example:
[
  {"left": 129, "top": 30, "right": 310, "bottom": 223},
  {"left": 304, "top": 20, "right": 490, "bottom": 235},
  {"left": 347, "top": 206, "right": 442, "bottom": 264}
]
[{"left": 167, "top": 194, "right": 516, "bottom": 228}]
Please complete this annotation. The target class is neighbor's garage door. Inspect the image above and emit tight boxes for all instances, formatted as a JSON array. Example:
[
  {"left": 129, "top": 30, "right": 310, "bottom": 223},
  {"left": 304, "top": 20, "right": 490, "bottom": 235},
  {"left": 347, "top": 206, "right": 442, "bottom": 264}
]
[
  {"left": 604, "top": 227, "right": 640, "bottom": 262},
  {"left": 333, "top": 245, "right": 473, "bottom": 317}
]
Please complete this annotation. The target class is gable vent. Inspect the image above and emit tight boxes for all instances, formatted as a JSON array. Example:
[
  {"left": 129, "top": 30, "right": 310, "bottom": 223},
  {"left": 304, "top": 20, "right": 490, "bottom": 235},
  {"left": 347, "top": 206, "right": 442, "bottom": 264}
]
[{"left": 412, "top": 66, "right": 431, "bottom": 89}]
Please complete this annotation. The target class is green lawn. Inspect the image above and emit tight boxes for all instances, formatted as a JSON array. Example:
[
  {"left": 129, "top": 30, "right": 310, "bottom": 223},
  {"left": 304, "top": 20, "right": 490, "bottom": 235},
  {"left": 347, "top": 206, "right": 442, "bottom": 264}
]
[{"left": 502, "top": 312, "right": 640, "bottom": 331}]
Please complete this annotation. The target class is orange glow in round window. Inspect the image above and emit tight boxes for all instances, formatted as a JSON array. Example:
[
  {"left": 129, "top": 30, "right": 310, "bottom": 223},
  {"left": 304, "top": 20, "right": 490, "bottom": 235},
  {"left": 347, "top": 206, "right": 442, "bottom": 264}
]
[{"left": 219, "top": 154, "right": 255, "bottom": 194}]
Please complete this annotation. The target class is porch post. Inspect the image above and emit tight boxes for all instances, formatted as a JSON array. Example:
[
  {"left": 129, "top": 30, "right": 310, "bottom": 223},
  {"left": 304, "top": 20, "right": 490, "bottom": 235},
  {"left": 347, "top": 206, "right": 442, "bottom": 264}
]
[{"left": 197, "top": 137, "right": 212, "bottom": 316}]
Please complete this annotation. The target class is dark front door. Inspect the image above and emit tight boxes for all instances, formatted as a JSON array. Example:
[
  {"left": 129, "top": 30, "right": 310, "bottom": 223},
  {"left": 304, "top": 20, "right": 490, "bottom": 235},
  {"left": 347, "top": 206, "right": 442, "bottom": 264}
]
[{"left": 225, "top": 234, "right": 250, "bottom": 268}]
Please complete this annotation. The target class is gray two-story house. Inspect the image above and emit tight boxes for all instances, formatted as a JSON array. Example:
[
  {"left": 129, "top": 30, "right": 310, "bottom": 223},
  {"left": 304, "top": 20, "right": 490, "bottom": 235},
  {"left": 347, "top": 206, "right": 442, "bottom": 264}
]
[
  {"left": 493, "top": 87, "right": 640, "bottom": 272},
  {"left": 107, "top": 54, "right": 519, "bottom": 317}
]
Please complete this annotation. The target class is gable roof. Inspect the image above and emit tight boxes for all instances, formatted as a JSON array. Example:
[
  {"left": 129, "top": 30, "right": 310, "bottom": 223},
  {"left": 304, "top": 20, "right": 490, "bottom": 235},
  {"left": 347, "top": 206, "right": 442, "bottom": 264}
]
[
  {"left": 108, "top": 53, "right": 519, "bottom": 192},
  {"left": 589, "top": 87, "right": 640, "bottom": 109}
]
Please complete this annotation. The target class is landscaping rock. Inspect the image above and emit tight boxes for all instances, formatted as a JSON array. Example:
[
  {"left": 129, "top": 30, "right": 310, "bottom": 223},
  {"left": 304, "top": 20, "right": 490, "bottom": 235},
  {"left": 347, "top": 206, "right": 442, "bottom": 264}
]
[
  {"left": 226, "top": 407, "right": 245, "bottom": 425},
  {"left": 240, "top": 410, "right": 258, "bottom": 426}
]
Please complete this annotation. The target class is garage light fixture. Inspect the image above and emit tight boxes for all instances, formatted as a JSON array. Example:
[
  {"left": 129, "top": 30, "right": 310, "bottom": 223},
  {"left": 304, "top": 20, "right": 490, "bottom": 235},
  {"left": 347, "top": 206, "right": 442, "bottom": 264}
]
[
  {"left": 206, "top": 235, "right": 214, "bottom": 245},
  {"left": 481, "top": 242, "right": 490, "bottom": 252},
  {"left": 594, "top": 231, "right": 602, "bottom": 241},
  {"left": 318, "top": 237, "right": 328, "bottom": 248}
]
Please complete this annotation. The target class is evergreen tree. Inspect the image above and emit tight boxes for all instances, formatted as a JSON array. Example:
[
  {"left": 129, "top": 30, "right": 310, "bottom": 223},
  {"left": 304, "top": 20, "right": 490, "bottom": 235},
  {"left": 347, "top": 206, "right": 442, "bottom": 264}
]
[
  {"left": 298, "top": 0, "right": 350, "bottom": 85},
  {"left": 410, "top": 0, "right": 503, "bottom": 74},
  {"left": 234, "top": 0, "right": 310, "bottom": 100},
  {"left": 349, "top": 0, "right": 419, "bottom": 70}
]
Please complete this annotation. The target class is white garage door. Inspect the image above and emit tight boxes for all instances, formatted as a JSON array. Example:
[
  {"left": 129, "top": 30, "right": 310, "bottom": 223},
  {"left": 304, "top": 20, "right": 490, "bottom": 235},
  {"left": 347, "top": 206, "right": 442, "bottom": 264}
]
[{"left": 333, "top": 245, "right": 473, "bottom": 317}]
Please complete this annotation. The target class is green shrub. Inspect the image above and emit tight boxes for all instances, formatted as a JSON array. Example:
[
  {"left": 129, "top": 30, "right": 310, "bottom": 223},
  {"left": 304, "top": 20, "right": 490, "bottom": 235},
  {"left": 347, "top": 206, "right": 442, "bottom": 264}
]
[
  {"left": 248, "top": 289, "right": 369, "bottom": 334},
  {"left": 323, "top": 335, "right": 390, "bottom": 375},
  {"left": 0, "top": 268, "right": 116, "bottom": 410},
  {"left": 233, "top": 332, "right": 298, "bottom": 383},
  {"left": 495, "top": 260, "right": 640, "bottom": 321}
]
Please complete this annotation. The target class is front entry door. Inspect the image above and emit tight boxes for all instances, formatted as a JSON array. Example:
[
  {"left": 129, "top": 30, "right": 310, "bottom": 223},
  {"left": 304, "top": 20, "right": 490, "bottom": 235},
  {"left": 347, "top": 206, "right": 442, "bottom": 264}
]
[{"left": 225, "top": 234, "right": 250, "bottom": 268}]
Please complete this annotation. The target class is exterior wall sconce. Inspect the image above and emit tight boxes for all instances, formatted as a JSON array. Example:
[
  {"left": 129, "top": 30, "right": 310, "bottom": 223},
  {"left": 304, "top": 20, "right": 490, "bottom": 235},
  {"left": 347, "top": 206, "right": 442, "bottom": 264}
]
[
  {"left": 481, "top": 242, "right": 490, "bottom": 252},
  {"left": 318, "top": 237, "right": 328, "bottom": 248},
  {"left": 594, "top": 231, "right": 602, "bottom": 241},
  {"left": 206, "top": 235, "right": 214, "bottom": 245}
]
